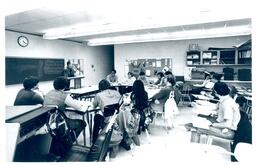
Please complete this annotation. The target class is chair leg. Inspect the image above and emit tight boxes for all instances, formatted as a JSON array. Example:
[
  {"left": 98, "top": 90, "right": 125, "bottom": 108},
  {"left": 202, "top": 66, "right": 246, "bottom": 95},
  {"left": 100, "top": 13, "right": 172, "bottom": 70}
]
[
  {"left": 206, "top": 135, "right": 213, "bottom": 145},
  {"left": 145, "top": 128, "right": 151, "bottom": 144}
]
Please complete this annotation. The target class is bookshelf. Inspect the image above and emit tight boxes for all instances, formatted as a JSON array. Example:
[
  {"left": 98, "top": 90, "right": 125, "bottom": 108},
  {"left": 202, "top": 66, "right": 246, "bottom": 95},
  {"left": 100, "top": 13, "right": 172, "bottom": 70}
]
[
  {"left": 186, "top": 51, "right": 201, "bottom": 65},
  {"left": 202, "top": 51, "right": 218, "bottom": 65}
]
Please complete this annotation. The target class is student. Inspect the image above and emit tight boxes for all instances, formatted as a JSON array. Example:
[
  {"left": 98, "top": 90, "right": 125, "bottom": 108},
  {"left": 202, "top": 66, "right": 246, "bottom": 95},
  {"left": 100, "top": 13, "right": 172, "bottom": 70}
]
[
  {"left": 92, "top": 79, "right": 122, "bottom": 158},
  {"left": 130, "top": 80, "right": 149, "bottom": 134},
  {"left": 186, "top": 82, "right": 241, "bottom": 140},
  {"left": 14, "top": 76, "right": 44, "bottom": 105},
  {"left": 154, "top": 72, "right": 166, "bottom": 86},
  {"left": 43, "top": 76, "right": 87, "bottom": 156},
  {"left": 150, "top": 77, "right": 181, "bottom": 119},
  {"left": 106, "top": 69, "right": 118, "bottom": 83},
  {"left": 137, "top": 71, "right": 148, "bottom": 85},
  {"left": 124, "top": 72, "right": 136, "bottom": 85},
  {"left": 164, "top": 71, "right": 176, "bottom": 86}
]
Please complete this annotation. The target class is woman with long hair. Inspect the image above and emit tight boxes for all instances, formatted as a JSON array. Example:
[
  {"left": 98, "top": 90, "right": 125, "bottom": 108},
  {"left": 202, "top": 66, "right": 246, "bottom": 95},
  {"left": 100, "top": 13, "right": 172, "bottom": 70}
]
[{"left": 130, "top": 80, "right": 149, "bottom": 134}]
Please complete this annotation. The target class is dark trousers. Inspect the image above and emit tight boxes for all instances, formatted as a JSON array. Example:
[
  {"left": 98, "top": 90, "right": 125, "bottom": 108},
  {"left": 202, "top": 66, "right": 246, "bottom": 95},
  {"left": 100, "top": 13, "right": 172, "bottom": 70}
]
[{"left": 92, "top": 114, "right": 105, "bottom": 144}]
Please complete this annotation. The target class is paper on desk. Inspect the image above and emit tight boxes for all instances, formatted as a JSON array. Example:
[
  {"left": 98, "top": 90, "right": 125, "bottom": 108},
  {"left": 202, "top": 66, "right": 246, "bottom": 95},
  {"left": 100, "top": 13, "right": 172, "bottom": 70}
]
[
  {"left": 192, "top": 94, "right": 211, "bottom": 100},
  {"left": 195, "top": 100, "right": 217, "bottom": 107},
  {"left": 192, "top": 115, "right": 212, "bottom": 130},
  {"left": 192, "top": 102, "right": 217, "bottom": 115}
]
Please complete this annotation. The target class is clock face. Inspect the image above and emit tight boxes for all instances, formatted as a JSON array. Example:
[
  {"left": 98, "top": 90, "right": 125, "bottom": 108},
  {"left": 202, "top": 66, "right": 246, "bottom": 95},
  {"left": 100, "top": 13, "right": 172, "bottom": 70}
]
[{"left": 17, "top": 36, "right": 29, "bottom": 47}]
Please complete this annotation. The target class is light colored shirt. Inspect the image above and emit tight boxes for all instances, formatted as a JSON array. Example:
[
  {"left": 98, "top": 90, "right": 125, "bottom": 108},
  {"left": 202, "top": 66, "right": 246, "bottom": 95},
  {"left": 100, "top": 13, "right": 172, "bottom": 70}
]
[
  {"left": 106, "top": 74, "right": 118, "bottom": 83},
  {"left": 217, "top": 95, "right": 241, "bottom": 130}
]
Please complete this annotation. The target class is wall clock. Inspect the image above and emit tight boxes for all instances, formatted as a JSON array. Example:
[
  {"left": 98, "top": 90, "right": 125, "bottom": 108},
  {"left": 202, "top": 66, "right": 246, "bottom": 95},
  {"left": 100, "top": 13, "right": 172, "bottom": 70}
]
[{"left": 17, "top": 36, "right": 29, "bottom": 47}]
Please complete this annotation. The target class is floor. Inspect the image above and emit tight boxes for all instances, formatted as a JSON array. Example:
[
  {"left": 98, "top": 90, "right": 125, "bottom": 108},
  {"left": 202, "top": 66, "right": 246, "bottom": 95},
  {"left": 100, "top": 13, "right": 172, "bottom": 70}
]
[{"left": 77, "top": 104, "right": 233, "bottom": 163}]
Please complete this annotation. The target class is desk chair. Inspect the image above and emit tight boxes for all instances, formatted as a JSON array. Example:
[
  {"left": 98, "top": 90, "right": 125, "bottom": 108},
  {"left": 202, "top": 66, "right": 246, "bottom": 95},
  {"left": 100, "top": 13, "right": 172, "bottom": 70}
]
[
  {"left": 58, "top": 111, "right": 118, "bottom": 162},
  {"left": 180, "top": 83, "right": 192, "bottom": 106}
]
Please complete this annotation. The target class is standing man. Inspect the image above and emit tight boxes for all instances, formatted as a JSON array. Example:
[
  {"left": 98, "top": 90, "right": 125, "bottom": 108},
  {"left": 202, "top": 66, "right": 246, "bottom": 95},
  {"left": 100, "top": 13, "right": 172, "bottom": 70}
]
[{"left": 63, "top": 60, "right": 76, "bottom": 90}]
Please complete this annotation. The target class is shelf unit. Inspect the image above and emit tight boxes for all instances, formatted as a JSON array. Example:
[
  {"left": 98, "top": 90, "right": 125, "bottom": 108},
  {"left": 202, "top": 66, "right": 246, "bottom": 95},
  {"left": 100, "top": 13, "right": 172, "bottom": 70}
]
[
  {"left": 202, "top": 51, "right": 218, "bottom": 65},
  {"left": 186, "top": 51, "right": 201, "bottom": 65}
]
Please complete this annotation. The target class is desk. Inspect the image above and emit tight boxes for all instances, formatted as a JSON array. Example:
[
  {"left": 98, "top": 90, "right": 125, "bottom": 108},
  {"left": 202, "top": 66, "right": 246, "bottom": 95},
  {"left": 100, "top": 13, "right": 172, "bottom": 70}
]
[
  {"left": 67, "top": 85, "right": 99, "bottom": 100},
  {"left": 67, "top": 75, "right": 85, "bottom": 89},
  {"left": 6, "top": 105, "right": 56, "bottom": 162},
  {"left": 66, "top": 101, "right": 100, "bottom": 146}
]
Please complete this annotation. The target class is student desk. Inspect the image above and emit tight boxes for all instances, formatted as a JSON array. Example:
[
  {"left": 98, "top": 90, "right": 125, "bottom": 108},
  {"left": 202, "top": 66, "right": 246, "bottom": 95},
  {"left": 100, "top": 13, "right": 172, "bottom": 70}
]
[
  {"left": 66, "top": 101, "right": 100, "bottom": 146},
  {"left": 67, "top": 75, "right": 85, "bottom": 89}
]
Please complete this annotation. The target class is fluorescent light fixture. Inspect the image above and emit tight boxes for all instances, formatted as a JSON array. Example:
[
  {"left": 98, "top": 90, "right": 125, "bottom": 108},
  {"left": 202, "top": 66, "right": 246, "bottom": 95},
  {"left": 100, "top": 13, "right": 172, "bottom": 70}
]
[
  {"left": 43, "top": 17, "right": 251, "bottom": 40},
  {"left": 87, "top": 25, "right": 251, "bottom": 46}
]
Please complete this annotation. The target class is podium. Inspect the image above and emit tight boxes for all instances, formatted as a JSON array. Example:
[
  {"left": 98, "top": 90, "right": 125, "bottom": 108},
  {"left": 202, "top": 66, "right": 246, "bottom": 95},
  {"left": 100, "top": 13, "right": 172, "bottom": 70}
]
[{"left": 67, "top": 75, "right": 85, "bottom": 89}]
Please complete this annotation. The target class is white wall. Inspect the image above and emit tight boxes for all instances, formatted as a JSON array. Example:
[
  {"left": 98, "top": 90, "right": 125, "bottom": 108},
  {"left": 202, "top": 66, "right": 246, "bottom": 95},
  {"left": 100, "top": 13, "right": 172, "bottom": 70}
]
[
  {"left": 5, "top": 31, "right": 114, "bottom": 105},
  {"left": 115, "top": 35, "right": 251, "bottom": 82}
]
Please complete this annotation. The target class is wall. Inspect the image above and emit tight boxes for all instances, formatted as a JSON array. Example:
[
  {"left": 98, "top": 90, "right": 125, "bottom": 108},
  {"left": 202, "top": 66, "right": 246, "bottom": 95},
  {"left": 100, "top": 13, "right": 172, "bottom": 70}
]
[
  {"left": 114, "top": 35, "right": 251, "bottom": 82},
  {"left": 5, "top": 31, "right": 114, "bottom": 105}
]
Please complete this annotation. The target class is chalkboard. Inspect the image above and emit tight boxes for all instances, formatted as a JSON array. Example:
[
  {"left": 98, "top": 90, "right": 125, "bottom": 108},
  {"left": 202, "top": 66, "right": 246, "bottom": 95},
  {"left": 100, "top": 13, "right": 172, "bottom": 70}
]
[{"left": 6, "top": 57, "right": 65, "bottom": 85}]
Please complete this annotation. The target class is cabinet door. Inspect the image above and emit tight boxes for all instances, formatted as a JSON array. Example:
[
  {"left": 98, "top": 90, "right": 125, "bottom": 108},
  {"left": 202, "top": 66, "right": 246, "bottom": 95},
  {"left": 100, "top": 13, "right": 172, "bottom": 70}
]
[{"left": 219, "top": 50, "right": 236, "bottom": 64}]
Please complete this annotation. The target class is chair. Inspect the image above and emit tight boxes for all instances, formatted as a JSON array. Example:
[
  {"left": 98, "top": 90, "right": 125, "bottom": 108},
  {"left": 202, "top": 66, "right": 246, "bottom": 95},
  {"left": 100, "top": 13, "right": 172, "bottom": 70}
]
[
  {"left": 180, "top": 83, "right": 192, "bottom": 106},
  {"left": 58, "top": 111, "right": 118, "bottom": 162}
]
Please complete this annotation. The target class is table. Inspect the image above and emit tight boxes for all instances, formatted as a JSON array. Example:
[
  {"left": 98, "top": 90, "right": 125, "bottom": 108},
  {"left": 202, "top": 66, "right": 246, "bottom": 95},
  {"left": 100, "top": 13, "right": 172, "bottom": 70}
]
[
  {"left": 67, "top": 75, "right": 85, "bottom": 89},
  {"left": 67, "top": 85, "right": 99, "bottom": 100}
]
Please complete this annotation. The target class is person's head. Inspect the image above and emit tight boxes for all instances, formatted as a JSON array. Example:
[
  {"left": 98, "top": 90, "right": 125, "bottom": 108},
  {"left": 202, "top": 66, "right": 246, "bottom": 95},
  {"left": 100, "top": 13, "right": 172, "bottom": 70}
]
[
  {"left": 213, "top": 82, "right": 230, "bottom": 97},
  {"left": 166, "top": 77, "right": 176, "bottom": 86},
  {"left": 157, "top": 72, "right": 164, "bottom": 79},
  {"left": 132, "top": 80, "right": 145, "bottom": 94},
  {"left": 128, "top": 72, "right": 133, "bottom": 78},
  {"left": 98, "top": 79, "right": 111, "bottom": 91},
  {"left": 139, "top": 71, "right": 145, "bottom": 77},
  {"left": 212, "top": 73, "right": 223, "bottom": 83},
  {"left": 53, "top": 76, "right": 69, "bottom": 90},
  {"left": 235, "top": 96, "right": 247, "bottom": 107},
  {"left": 67, "top": 61, "right": 72, "bottom": 68},
  {"left": 165, "top": 71, "right": 173, "bottom": 78},
  {"left": 204, "top": 71, "right": 211, "bottom": 80},
  {"left": 111, "top": 69, "right": 116, "bottom": 76},
  {"left": 23, "top": 76, "right": 39, "bottom": 90}
]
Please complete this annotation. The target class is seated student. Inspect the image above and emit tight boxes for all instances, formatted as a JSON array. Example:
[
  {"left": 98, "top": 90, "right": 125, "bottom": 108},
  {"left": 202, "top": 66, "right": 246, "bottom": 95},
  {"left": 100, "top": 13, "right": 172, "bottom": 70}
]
[
  {"left": 154, "top": 72, "right": 166, "bottom": 87},
  {"left": 150, "top": 77, "right": 181, "bottom": 118},
  {"left": 124, "top": 72, "right": 136, "bottom": 85},
  {"left": 92, "top": 79, "right": 122, "bottom": 158},
  {"left": 43, "top": 76, "right": 87, "bottom": 156},
  {"left": 106, "top": 69, "right": 118, "bottom": 83},
  {"left": 137, "top": 71, "right": 148, "bottom": 85},
  {"left": 186, "top": 82, "right": 241, "bottom": 140},
  {"left": 164, "top": 71, "right": 176, "bottom": 86},
  {"left": 130, "top": 80, "right": 149, "bottom": 134},
  {"left": 14, "top": 76, "right": 44, "bottom": 105},
  {"left": 190, "top": 71, "right": 215, "bottom": 94}
]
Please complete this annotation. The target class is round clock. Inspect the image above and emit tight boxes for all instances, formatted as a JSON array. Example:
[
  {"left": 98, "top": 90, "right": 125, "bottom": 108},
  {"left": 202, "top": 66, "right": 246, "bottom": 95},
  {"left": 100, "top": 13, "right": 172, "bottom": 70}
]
[{"left": 17, "top": 36, "right": 29, "bottom": 47}]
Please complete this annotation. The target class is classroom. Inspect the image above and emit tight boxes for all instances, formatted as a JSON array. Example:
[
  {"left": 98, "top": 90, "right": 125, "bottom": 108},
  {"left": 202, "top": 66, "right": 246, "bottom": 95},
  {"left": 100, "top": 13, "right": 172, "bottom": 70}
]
[{"left": 3, "top": 0, "right": 254, "bottom": 163}]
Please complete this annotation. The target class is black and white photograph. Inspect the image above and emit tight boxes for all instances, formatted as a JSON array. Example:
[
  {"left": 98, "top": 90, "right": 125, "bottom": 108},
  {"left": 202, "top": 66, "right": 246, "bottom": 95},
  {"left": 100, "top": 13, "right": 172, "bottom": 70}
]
[{"left": 1, "top": 0, "right": 255, "bottom": 164}]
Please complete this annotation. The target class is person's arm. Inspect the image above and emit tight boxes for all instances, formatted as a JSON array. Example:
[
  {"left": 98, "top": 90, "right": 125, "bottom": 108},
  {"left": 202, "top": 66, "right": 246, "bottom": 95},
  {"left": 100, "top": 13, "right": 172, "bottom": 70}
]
[
  {"left": 211, "top": 119, "right": 232, "bottom": 129},
  {"left": 64, "top": 94, "right": 88, "bottom": 111}
]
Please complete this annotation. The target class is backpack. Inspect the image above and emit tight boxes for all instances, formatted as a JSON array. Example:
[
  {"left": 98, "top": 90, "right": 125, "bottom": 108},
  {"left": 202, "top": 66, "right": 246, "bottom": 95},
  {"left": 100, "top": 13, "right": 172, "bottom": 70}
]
[{"left": 46, "top": 109, "right": 74, "bottom": 156}]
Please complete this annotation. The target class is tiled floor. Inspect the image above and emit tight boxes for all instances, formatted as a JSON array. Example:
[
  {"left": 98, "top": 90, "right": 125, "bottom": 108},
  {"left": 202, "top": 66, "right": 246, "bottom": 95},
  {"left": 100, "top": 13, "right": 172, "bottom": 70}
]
[{"left": 77, "top": 105, "right": 233, "bottom": 163}]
